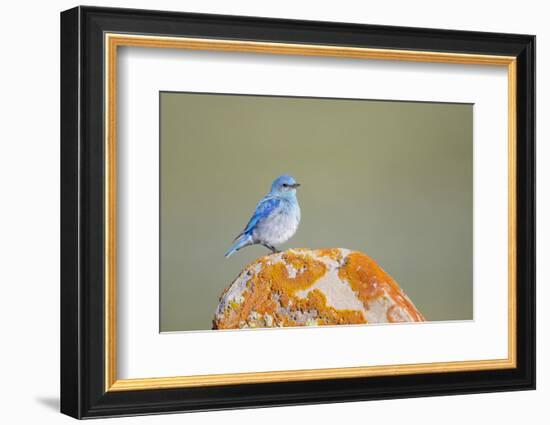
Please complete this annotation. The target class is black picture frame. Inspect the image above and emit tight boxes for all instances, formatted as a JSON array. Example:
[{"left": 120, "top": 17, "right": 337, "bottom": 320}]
[{"left": 61, "top": 5, "right": 535, "bottom": 419}]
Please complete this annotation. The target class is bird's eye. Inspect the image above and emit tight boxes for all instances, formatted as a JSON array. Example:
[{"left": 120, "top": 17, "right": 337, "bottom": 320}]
[{"left": 282, "top": 183, "right": 288, "bottom": 187}]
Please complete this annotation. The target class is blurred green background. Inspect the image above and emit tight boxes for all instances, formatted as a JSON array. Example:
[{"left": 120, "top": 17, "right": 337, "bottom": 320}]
[{"left": 160, "top": 92, "right": 473, "bottom": 332}]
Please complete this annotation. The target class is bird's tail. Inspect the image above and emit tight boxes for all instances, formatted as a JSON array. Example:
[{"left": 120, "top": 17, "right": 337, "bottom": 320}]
[{"left": 224, "top": 233, "right": 252, "bottom": 258}]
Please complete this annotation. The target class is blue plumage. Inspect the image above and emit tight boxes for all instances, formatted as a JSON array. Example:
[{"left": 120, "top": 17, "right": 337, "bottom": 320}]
[
  {"left": 225, "top": 174, "right": 301, "bottom": 258},
  {"left": 242, "top": 197, "right": 281, "bottom": 236}
]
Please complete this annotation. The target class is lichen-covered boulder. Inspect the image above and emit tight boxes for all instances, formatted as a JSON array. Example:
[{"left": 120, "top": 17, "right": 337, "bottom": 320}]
[{"left": 213, "top": 248, "right": 424, "bottom": 329}]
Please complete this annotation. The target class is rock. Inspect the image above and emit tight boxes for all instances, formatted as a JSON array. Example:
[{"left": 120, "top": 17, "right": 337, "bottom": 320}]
[{"left": 213, "top": 248, "right": 425, "bottom": 329}]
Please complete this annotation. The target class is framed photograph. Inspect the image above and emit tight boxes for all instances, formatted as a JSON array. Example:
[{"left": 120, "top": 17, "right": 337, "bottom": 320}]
[{"left": 60, "top": 6, "right": 535, "bottom": 419}]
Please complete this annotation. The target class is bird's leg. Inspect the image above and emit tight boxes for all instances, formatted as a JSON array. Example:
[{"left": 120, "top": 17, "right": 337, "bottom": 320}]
[{"left": 262, "top": 243, "right": 280, "bottom": 254}]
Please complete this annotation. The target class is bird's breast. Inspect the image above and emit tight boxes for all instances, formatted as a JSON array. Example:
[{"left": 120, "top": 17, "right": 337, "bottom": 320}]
[{"left": 253, "top": 203, "right": 300, "bottom": 245}]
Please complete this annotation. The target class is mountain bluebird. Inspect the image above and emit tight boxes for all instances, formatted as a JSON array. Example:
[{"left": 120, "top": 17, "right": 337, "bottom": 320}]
[{"left": 225, "top": 174, "right": 301, "bottom": 258}]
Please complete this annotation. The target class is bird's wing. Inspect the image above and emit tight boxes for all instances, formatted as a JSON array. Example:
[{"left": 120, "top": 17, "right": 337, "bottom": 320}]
[{"left": 234, "top": 196, "right": 281, "bottom": 240}]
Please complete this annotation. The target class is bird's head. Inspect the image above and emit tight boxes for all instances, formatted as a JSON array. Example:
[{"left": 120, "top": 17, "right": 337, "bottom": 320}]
[{"left": 270, "top": 174, "right": 300, "bottom": 196}]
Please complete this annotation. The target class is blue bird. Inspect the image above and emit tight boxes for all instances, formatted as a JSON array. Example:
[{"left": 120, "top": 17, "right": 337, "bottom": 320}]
[{"left": 225, "top": 174, "right": 301, "bottom": 258}]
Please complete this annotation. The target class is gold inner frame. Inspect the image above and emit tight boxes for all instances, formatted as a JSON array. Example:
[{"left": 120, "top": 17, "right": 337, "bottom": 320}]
[{"left": 104, "top": 33, "right": 517, "bottom": 392}]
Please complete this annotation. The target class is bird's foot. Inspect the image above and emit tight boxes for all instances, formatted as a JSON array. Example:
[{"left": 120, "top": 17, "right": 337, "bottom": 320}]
[{"left": 262, "top": 243, "right": 280, "bottom": 254}]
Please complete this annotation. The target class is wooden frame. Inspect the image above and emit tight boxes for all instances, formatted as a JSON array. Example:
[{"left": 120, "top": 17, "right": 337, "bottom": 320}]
[{"left": 61, "top": 5, "right": 535, "bottom": 419}]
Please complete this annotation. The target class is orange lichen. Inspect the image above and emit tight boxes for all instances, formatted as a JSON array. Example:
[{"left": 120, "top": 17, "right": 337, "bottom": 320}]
[
  {"left": 338, "top": 252, "right": 425, "bottom": 322},
  {"left": 214, "top": 249, "right": 424, "bottom": 329},
  {"left": 316, "top": 248, "right": 344, "bottom": 262},
  {"left": 215, "top": 252, "right": 329, "bottom": 329},
  {"left": 293, "top": 289, "right": 366, "bottom": 326}
]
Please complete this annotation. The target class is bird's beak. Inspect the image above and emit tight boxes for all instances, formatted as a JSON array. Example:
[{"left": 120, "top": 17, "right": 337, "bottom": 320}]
[{"left": 291, "top": 183, "right": 301, "bottom": 188}]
